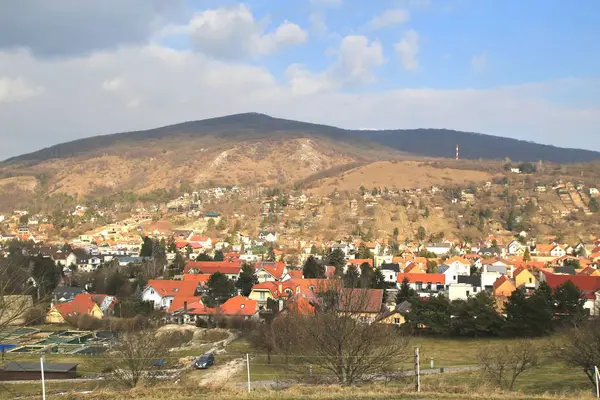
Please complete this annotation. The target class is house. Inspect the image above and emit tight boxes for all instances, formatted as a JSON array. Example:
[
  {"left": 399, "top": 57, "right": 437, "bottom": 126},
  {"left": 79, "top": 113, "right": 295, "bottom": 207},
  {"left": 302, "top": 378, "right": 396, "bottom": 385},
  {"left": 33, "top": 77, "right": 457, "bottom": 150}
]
[
  {"left": 425, "top": 243, "right": 453, "bottom": 257},
  {"left": 507, "top": 240, "right": 524, "bottom": 256},
  {"left": 174, "top": 296, "right": 259, "bottom": 323},
  {"left": 345, "top": 259, "right": 373, "bottom": 274},
  {"left": 550, "top": 245, "right": 567, "bottom": 258},
  {"left": 579, "top": 267, "right": 600, "bottom": 277},
  {"left": 0, "top": 362, "right": 79, "bottom": 381},
  {"left": 249, "top": 279, "right": 332, "bottom": 309},
  {"left": 396, "top": 273, "right": 445, "bottom": 296},
  {"left": 444, "top": 256, "right": 471, "bottom": 271},
  {"left": 478, "top": 247, "right": 501, "bottom": 258},
  {"left": 380, "top": 263, "right": 400, "bottom": 285},
  {"left": 52, "top": 287, "right": 87, "bottom": 303},
  {"left": 259, "top": 232, "right": 278, "bottom": 243},
  {"left": 375, "top": 301, "right": 411, "bottom": 326},
  {"left": 448, "top": 278, "right": 481, "bottom": 301},
  {"left": 254, "top": 262, "right": 287, "bottom": 283},
  {"left": 183, "top": 261, "right": 241, "bottom": 280},
  {"left": 338, "top": 288, "right": 384, "bottom": 324},
  {"left": 438, "top": 261, "right": 471, "bottom": 286},
  {"left": 188, "top": 235, "right": 212, "bottom": 249},
  {"left": 513, "top": 267, "right": 537, "bottom": 289},
  {"left": 493, "top": 275, "right": 516, "bottom": 298},
  {"left": 142, "top": 280, "right": 199, "bottom": 310},
  {"left": 46, "top": 293, "right": 104, "bottom": 324},
  {"left": 90, "top": 294, "right": 118, "bottom": 315},
  {"left": 540, "top": 272, "right": 600, "bottom": 316}
]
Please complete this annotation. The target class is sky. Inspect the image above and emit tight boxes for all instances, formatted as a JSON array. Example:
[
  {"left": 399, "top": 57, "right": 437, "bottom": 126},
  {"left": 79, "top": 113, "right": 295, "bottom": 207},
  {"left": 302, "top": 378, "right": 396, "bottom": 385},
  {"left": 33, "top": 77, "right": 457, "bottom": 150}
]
[{"left": 0, "top": 0, "right": 599, "bottom": 160}]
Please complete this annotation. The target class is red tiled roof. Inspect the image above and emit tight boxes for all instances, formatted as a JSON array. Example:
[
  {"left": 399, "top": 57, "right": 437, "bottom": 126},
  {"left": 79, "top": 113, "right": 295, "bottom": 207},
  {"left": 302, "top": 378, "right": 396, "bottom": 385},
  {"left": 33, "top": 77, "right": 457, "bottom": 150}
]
[
  {"left": 182, "top": 274, "right": 211, "bottom": 283},
  {"left": 189, "top": 235, "right": 210, "bottom": 243},
  {"left": 542, "top": 271, "right": 600, "bottom": 293},
  {"left": 338, "top": 288, "right": 383, "bottom": 314},
  {"left": 184, "top": 261, "right": 241, "bottom": 274},
  {"left": 146, "top": 280, "right": 198, "bottom": 297},
  {"left": 396, "top": 273, "right": 445, "bottom": 284},
  {"left": 255, "top": 261, "right": 286, "bottom": 279},
  {"left": 54, "top": 293, "right": 99, "bottom": 319},
  {"left": 446, "top": 256, "right": 470, "bottom": 265},
  {"left": 288, "top": 270, "right": 303, "bottom": 279},
  {"left": 168, "top": 296, "right": 204, "bottom": 313},
  {"left": 220, "top": 296, "right": 258, "bottom": 316}
]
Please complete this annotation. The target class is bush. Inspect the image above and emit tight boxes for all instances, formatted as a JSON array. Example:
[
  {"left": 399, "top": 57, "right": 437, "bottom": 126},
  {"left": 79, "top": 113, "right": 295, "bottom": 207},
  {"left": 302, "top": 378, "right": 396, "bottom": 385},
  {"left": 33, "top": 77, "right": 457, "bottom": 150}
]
[
  {"left": 69, "top": 314, "right": 104, "bottom": 331},
  {"left": 103, "top": 316, "right": 150, "bottom": 333},
  {"left": 158, "top": 330, "right": 194, "bottom": 348},
  {"left": 195, "top": 319, "right": 209, "bottom": 328},
  {"left": 23, "top": 306, "right": 47, "bottom": 326}
]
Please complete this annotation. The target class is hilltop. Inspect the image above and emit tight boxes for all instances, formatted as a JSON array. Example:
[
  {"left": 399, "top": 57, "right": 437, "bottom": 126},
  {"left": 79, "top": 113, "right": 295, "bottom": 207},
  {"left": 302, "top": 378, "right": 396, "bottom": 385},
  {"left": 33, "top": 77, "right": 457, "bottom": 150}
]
[{"left": 1, "top": 113, "right": 600, "bottom": 202}]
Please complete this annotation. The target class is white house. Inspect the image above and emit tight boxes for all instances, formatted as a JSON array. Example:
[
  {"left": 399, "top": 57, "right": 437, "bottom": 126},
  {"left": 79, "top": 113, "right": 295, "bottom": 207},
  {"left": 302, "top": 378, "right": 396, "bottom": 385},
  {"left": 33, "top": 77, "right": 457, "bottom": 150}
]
[
  {"left": 380, "top": 263, "right": 400, "bottom": 285},
  {"left": 550, "top": 245, "right": 567, "bottom": 258},
  {"left": 507, "top": 240, "right": 524, "bottom": 256},
  {"left": 259, "top": 232, "right": 278, "bottom": 243},
  {"left": 240, "top": 251, "right": 260, "bottom": 263},
  {"left": 425, "top": 243, "right": 453, "bottom": 257},
  {"left": 438, "top": 263, "right": 470, "bottom": 286},
  {"left": 142, "top": 280, "right": 199, "bottom": 309},
  {"left": 448, "top": 283, "right": 479, "bottom": 301}
]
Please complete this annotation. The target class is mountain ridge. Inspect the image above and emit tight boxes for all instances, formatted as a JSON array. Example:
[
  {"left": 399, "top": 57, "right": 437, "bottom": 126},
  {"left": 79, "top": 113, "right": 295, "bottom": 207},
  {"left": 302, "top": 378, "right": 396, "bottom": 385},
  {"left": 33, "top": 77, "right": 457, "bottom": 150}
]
[{"left": 4, "top": 112, "right": 600, "bottom": 164}]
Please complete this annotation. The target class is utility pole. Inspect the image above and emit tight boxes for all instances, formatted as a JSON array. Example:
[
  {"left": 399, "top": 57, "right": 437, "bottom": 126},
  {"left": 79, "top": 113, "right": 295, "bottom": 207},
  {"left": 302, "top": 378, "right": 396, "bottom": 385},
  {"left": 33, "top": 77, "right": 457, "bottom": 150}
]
[
  {"left": 414, "top": 347, "right": 421, "bottom": 392},
  {"left": 40, "top": 355, "right": 46, "bottom": 400},
  {"left": 246, "top": 353, "right": 251, "bottom": 393}
]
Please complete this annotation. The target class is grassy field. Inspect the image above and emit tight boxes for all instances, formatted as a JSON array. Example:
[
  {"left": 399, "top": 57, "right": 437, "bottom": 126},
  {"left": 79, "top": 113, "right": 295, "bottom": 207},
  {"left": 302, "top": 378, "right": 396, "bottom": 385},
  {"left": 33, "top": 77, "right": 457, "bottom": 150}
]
[{"left": 1, "top": 335, "right": 595, "bottom": 399}]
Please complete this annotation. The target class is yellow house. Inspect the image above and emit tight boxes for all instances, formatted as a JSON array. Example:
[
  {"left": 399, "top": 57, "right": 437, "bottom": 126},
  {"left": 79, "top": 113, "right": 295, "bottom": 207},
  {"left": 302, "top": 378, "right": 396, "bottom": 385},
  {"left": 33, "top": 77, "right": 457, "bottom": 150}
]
[
  {"left": 514, "top": 267, "right": 537, "bottom": 288},
  {"left": 46, "top": 293, "right": 103, "bottom": 324}
]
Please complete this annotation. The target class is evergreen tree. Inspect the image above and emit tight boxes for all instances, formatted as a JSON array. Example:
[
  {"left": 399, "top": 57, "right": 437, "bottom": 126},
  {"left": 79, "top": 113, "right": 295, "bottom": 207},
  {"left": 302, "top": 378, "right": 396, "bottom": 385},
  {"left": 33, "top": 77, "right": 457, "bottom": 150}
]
[
  {"left": 167, "top": 238, "right": 177, "bottom": 253},
  {"left": 523, "top": 247, "right": 531, "bottom": 261},
  {"left": 405, "top": 295, "right": 452, "bottom": 335},
  {"left": 302, "top": 256, "right": 325, "bottom": 279},
  {"left": 553, "top": 281, "right": 585, "bottom": 325},
  {"left": 395, "top": 278, "right": 417, "bottom": 304},
  {"left": 213, "top": 250, "right": 224, "bottom": 261},
  {"left": 416, "top": 226, "right": 427, "bottom": 242},
  {"left": 235, "top": 263, "right": 258, "bottom": 297},
  {"left": 451, "top": 292, "right": 504, "bottom": 337},
  {"left": 207, "top": 272, "right": 235, "bottom": 304},
  {"left": 504, "top": 288, "right": 553, "bottom": 337},
  {"left": 356, "top": 245, "right": 373, "bottom": 259},
  {"left": 327, "top": 249, "right": 346, "bottom": 270},
  {"left": 139, "top": 236, "right": 153, "bottom": 257},
  {"left": 343, "top": 265, "right": 360, "bottom": 288}
]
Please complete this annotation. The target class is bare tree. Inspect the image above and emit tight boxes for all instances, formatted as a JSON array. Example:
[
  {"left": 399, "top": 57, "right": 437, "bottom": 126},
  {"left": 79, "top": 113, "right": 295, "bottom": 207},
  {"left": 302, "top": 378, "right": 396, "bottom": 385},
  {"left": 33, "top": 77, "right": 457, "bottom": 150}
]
[
  {"left": 0, "top": 263, "right": 35, "bottom": 330},
  {"left": 272, "top": 285, "right": 410, "bottom": 385},
  {"left": 478, "top": 340, "right": 540, "bottom": 390},
  {"left": 99, "top": 329, "right": 168, "bottom": 388},
  {"left": 552, "top": 320, "right": 600, "bottom": 390}
]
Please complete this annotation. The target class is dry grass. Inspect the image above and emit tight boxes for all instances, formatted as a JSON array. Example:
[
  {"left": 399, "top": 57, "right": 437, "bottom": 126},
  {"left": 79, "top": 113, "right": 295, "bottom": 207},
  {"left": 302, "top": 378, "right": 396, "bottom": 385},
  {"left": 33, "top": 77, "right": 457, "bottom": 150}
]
[
  {"left": 308, "top": 161, "right": 493, "bottom": 195},
  {"left": 17, "top": 383, "right": 594, "bottom": 400}
]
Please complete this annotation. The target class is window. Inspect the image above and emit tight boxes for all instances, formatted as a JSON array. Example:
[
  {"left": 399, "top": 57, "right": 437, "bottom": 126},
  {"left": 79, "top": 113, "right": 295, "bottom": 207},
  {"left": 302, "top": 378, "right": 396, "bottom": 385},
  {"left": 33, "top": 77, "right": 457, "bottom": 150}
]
[
  {"left": 259, "top": 292, "right": 266, "bottom": 300},
  {"left": 466, "top": 290, "right": 470, "bottom": 296},
  {"left": 390, "top": 275, "right": 393, "bottom": 280},
  {"left": 394, "top": 318, "right": 401, "bottom": 325},
  {"left": 150, "top": 289, "right": 155, "bottom": 295},
  {"left": 529, "top": 278, "right": 532, "bottom": 283}
]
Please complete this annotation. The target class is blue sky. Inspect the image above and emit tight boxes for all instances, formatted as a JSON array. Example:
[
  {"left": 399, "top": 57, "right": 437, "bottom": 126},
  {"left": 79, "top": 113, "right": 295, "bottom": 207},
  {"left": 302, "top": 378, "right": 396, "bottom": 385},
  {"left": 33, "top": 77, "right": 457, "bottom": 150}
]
[{"left": 0, "top": 0, "right": 599, "bottom": 158}]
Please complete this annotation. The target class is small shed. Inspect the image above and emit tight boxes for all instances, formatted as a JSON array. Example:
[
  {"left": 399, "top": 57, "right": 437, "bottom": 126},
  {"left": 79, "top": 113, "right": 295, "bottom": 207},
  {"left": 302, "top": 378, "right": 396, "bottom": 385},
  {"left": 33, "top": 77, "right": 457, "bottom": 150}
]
[{"left": 0, "top": 362, "right": 78, "bottom": 381}]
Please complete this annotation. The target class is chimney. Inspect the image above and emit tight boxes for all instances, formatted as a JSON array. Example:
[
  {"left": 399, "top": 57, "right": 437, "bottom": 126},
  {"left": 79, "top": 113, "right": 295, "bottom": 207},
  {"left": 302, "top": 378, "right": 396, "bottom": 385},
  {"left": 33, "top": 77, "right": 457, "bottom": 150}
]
[
  {"left": 184, "top": 301, "right": 188, "bottom": 312},
  {"left": 278, "top": 283, "right": 283, "bottom": 294}
]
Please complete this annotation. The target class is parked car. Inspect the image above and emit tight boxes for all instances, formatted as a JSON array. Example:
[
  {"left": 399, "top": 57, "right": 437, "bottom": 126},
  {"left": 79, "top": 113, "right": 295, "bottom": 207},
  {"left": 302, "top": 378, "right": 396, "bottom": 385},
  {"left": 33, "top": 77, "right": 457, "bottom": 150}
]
[{"left": 194, "top": 354, "right": 215, "bottom": 369}]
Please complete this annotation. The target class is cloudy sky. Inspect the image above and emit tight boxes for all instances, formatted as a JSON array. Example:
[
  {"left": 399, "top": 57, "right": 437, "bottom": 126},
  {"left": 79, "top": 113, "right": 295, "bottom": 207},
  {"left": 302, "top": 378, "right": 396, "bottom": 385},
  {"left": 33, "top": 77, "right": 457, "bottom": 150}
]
[{"left": 1, "top": 0, "right": 599, "bottom": 159}]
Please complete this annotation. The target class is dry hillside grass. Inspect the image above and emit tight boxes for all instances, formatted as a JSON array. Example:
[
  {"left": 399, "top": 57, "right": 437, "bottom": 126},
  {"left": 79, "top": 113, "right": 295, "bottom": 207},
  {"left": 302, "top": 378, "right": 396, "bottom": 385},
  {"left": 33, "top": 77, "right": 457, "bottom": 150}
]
[
  {"left": 0, "top": 175, "right": 37, "bottom": 191},
  {"left": 309, "top": 161, "right": 493, "bottom": 195},
  {"left": 0, "top": 136, "right": 373, "bottom": 198}
]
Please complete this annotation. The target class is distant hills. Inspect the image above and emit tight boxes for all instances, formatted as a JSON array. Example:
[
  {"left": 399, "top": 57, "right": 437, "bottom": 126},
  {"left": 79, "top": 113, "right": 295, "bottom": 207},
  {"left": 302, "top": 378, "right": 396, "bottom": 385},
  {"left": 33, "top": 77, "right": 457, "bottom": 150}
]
[{"left": 6, "top": 112, "right": 600, "bottom": 164}]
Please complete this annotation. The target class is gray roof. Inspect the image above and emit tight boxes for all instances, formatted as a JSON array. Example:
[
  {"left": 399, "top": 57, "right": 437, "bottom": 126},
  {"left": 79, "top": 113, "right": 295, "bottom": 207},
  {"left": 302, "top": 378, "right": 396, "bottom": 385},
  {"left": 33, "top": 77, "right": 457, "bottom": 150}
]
[
  {"left": 457, "top": 275, "right": 482, "bottom": 287},
  {"left": 381, "top": 263, "right": 400, "bottom": 272},
  {"left": 1, "top": 362, "right": 78, "bottom": 373},
  {"left": 554, "top": 266, "right": 577, "bottom": 275},
  {"left": 485, "top": 265, "right": 507, "bottom": 274},
  {"left": 438, "top": 265, "right": 450, "bottom": 274},
  {"left": 53, "top": 286, "right": 86, "bottom": 301}
]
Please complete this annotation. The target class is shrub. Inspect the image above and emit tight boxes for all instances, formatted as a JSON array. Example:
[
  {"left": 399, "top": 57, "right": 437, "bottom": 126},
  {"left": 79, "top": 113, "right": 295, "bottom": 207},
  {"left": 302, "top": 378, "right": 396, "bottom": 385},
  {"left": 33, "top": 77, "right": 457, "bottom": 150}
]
[{"left": 23, "top": 306, "right": 47, "bottom": 326}]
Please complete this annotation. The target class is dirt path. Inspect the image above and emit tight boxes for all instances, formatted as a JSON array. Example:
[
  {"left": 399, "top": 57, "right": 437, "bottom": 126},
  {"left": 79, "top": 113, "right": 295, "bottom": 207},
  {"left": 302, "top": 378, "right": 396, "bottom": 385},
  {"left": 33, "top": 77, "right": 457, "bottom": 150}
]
[{"left": 197, "top": 358, "right": 245, "bottom": 386}]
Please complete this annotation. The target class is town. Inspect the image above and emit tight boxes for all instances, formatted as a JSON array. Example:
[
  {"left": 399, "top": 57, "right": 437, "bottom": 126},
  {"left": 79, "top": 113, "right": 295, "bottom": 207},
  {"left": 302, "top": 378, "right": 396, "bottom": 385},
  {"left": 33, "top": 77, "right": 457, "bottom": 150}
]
[{"left": 2, "top": 174, "right": 600, "bottom": 398}]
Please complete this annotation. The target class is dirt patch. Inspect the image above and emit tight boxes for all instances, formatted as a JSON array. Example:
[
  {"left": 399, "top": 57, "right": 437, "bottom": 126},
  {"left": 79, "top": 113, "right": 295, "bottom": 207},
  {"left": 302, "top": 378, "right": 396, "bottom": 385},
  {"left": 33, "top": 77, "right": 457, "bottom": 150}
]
[
  {"left": 198, "top": 358, "right": 245, "bottom": 386},
  {"left": 309, "top": 160, "right": 493, "bottom": 195}
]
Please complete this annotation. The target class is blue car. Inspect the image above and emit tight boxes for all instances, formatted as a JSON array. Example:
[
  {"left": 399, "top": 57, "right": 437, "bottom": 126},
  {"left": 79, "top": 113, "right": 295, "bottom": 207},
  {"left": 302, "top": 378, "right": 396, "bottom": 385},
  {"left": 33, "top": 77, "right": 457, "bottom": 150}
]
[{"left": 194, "top": 354, "right": 215, "bottom": 369}]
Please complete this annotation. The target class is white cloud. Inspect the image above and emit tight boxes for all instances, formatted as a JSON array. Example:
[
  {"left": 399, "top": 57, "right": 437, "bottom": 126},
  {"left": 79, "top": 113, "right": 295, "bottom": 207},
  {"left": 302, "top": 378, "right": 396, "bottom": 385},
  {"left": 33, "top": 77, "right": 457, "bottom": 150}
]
[
  {"left": 183, "top": 4, "right": 307, "bottom": 59},
  {"left": 0, "top": 76, "right": 43, "bottom": 103},
  {"left": 395, "top": 29, "right": 419, "bottom": 71},
  {"left": 309, "top": 12, "right": 327, "bottom": 35},
  {"left": 366, "top": 9, "right": 410, "bottom": 30},
  {"left": 101, "top": 77, "right": 123, "bottom": 91},
  {"left": 471, "top": 52, "right": 487, "bottom": 72},
  {"left": 286, "top": 35, "right": 385, "bottom": 95},
  {"left": 0, "top": 45, "right": 599, "bottom": 159}
]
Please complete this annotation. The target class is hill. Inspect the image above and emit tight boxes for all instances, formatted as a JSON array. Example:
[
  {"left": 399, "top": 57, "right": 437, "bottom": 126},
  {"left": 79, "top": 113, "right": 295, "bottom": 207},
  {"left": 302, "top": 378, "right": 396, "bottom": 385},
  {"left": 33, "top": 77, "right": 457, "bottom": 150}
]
[
  {"left": 6, "top": 113, "right": 600, "bottom": 165},
  {"left": 1, "top": 113, "right": 599, "bottom": 201}
]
